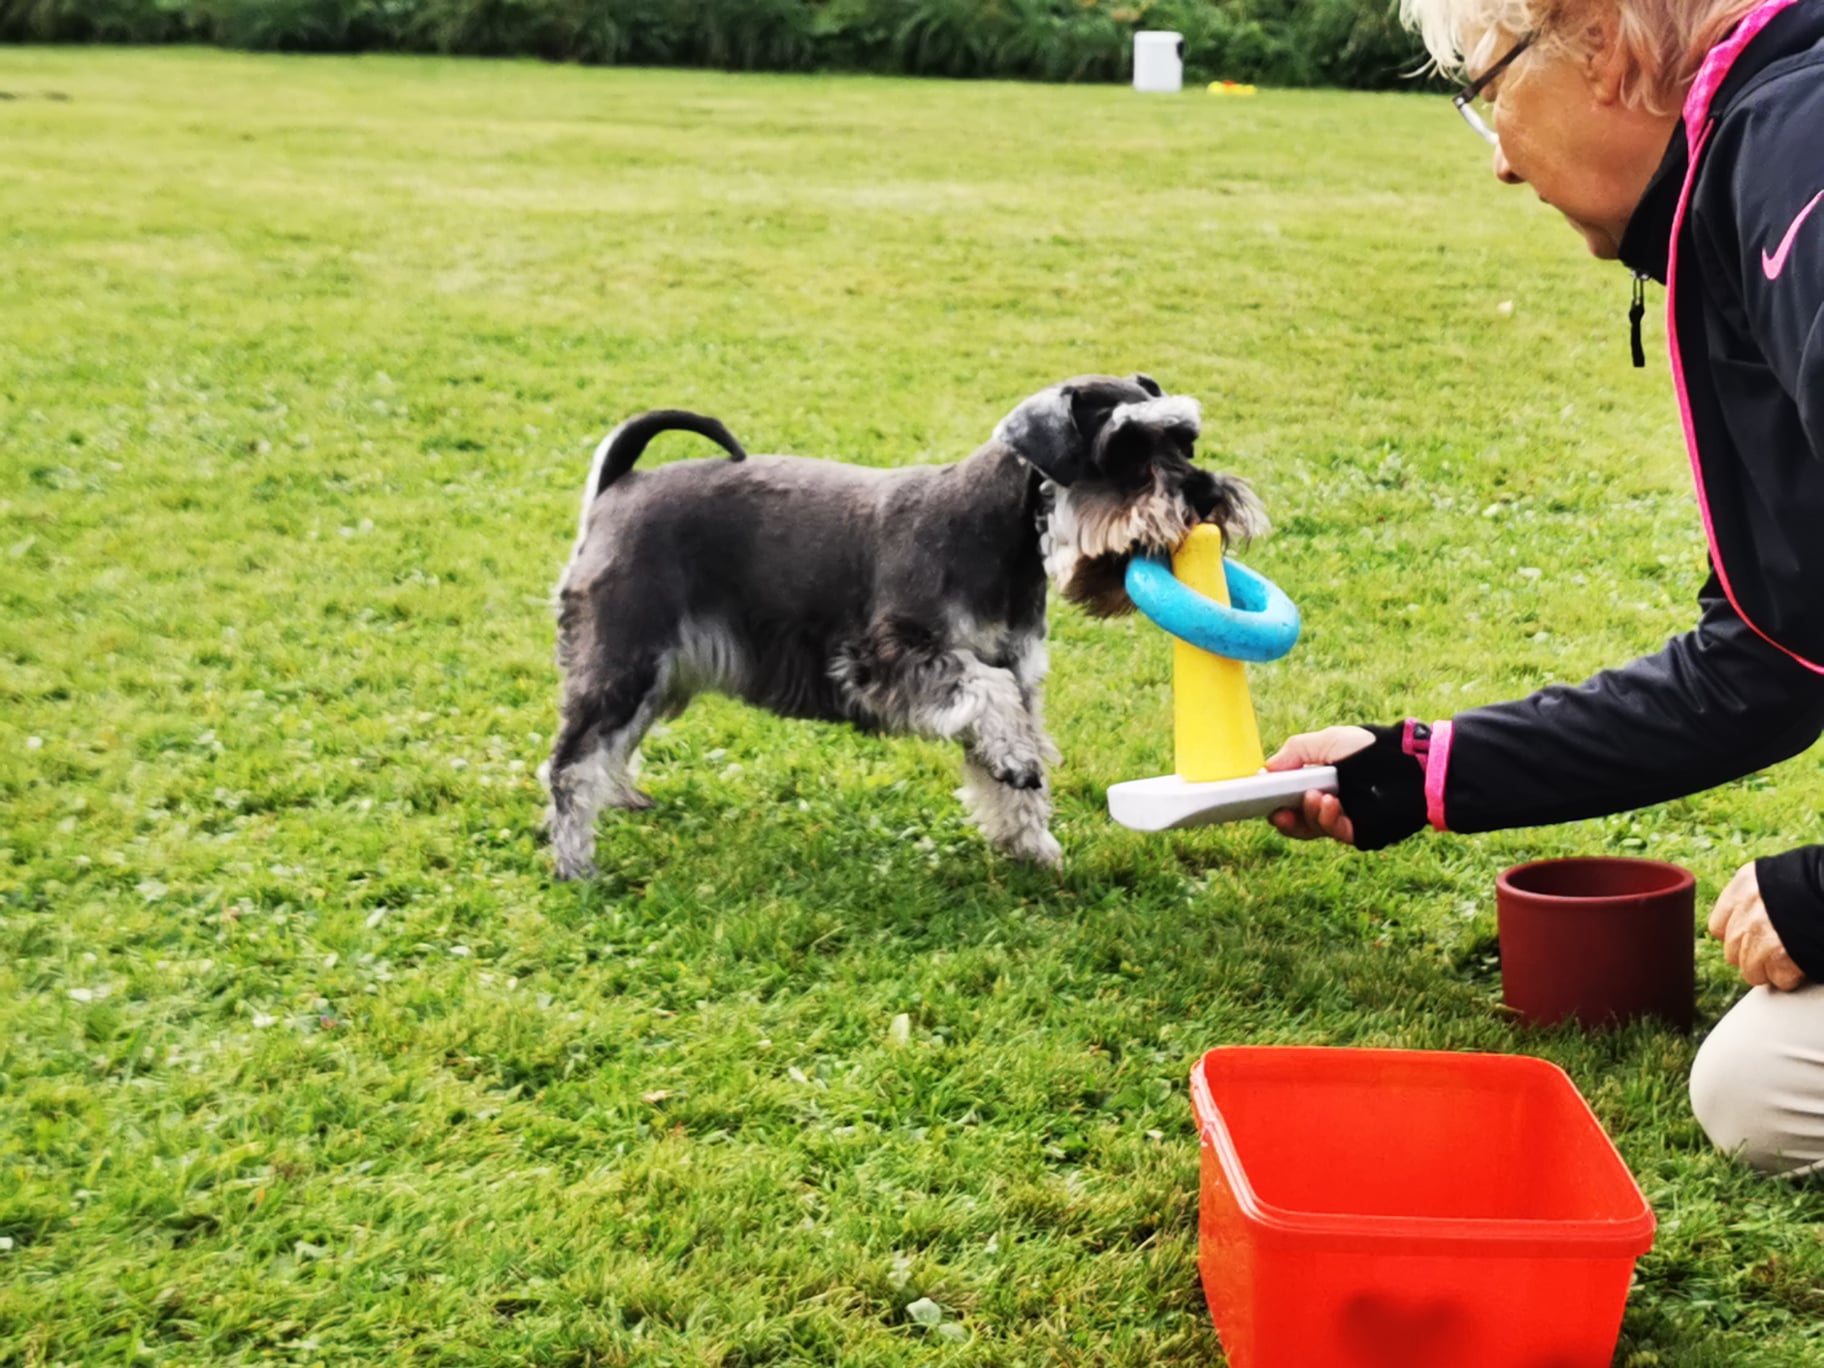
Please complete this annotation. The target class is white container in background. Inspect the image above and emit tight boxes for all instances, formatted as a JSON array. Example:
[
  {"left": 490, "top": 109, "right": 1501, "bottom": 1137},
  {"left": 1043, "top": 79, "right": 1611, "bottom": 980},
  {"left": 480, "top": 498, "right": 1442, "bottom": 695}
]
[{"left": 1133, "top": 31, "right": 1184, "bottom": 93}]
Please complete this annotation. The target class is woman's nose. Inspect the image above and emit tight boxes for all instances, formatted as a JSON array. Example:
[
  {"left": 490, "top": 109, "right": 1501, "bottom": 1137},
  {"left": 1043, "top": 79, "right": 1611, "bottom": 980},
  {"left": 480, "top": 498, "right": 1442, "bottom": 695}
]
[{"left": 1493, "top": 143, "right": 1523, "bottom": 185}]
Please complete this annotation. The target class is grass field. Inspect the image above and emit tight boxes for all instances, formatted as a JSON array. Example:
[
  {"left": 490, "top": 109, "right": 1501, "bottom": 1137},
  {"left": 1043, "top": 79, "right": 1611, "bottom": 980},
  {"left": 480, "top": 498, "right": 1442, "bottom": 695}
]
[{"left": 4, "top": 46, "right": 1824, "bottom": 1367}]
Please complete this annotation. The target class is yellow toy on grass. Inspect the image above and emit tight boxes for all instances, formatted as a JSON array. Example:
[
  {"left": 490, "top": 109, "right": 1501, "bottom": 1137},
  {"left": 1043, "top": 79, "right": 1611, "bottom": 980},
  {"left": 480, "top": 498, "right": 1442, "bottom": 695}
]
[{"left": 1106, "top": 524, "right": 1336, "bottom": 830}]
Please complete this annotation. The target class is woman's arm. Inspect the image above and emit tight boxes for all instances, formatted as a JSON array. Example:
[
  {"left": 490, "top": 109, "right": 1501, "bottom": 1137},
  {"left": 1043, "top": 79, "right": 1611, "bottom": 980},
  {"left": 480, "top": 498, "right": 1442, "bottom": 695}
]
[
  {"left": 1273, "top": 576, "right": 1824, "bottom": 848},
  {"left": 1433, "top": 575, "right": 1824, "bottom": 833}
]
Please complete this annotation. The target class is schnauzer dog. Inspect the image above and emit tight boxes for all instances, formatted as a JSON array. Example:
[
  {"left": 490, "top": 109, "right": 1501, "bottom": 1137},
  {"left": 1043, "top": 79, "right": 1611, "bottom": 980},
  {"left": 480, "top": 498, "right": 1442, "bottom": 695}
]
[{"left": 542, "top": 374, "right": 1266, "bottom": 878}]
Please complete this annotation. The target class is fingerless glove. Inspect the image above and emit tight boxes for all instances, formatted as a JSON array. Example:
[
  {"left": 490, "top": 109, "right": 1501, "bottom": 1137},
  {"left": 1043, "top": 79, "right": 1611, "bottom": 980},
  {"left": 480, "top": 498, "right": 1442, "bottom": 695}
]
[{"left": 1333, "top": 723, "right": 1431, "bottom": 851}]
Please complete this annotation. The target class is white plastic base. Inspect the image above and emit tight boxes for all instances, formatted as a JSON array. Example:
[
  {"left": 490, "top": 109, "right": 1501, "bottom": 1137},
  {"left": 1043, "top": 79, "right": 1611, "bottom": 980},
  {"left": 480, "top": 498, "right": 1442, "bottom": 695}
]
[{"left": 1106, "top": 767, "right": 1339, "bottom": 831}]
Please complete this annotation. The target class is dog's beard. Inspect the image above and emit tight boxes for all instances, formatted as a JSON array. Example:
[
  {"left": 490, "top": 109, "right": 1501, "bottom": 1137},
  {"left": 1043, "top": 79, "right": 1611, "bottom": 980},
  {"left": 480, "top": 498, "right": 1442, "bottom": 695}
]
[
  {"left": 1044, "top": 476, "right": 1198, "bottom": 617},
  {"left": 1043, "top": 471, "right": 1267, "bottom": 618}
]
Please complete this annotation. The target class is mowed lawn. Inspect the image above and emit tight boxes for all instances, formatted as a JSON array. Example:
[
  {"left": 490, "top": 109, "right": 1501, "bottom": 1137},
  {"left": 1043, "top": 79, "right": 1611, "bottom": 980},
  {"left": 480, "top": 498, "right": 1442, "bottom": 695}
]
[{"left": 4, "top": 45, "right": 1823, "bottom": 1367}]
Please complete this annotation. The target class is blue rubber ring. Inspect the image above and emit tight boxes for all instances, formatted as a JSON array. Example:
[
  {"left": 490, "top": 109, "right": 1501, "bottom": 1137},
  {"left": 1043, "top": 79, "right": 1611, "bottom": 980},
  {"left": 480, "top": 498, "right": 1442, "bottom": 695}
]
[{"left": 1124, "top": 554, "right": 1302, "bottom": 663}]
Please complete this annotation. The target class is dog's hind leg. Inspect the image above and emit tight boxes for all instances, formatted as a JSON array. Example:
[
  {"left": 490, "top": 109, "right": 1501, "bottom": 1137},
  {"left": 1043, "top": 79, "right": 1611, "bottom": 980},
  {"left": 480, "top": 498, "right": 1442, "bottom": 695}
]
[{"left": 542, "top": 660, "right": 665, "bottom": 881}]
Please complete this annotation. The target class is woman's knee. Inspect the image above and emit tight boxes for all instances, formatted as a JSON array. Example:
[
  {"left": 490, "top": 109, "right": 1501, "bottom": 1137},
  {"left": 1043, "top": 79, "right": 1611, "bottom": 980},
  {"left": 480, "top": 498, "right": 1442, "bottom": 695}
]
[{"left": 1689, "top": 985, "right": 1824, "bottom": 1177}]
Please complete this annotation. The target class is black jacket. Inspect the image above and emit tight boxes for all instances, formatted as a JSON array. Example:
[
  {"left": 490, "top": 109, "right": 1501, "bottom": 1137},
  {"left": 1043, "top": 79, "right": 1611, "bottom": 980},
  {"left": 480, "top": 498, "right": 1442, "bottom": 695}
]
[{"left": 1341, "top": 0, "right": 1824, "bottom": 977}]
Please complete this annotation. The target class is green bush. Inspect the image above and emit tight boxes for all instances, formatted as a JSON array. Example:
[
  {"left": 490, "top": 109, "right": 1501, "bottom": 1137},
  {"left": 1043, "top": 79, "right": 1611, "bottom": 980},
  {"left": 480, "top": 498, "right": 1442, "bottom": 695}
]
[
  {"left": 1, "top": 0, "right": 191, "bottom": 43},
  {"left": 409, "top": 0, "right": 621, "bottom": 61},
  {"left": 0, "top": 0, "right": 1430, "bottom": 88},
  {"left": 190, "top": 0, "right": 407, "bottom": 50}
]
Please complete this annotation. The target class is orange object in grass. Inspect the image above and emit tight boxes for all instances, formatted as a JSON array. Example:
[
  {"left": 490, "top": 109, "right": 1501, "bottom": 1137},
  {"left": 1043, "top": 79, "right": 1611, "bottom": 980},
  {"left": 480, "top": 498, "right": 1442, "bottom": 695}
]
[{"left": 1191, "top": 1047, "right": 1654, "bottom": 1368}]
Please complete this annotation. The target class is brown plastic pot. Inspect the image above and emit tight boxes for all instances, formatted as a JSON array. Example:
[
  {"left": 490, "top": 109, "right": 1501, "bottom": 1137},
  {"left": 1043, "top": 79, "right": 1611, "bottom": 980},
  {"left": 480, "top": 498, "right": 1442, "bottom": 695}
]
[{"left": 1496, "top": 857, "right": 1696, "bottom": 1031}]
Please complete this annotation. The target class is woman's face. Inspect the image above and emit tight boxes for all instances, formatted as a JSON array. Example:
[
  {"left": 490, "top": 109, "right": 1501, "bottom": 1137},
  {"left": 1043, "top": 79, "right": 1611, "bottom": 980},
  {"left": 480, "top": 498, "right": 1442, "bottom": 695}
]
[{"left": 1473, "top": 28, "right": 1680, "bottom": 258}]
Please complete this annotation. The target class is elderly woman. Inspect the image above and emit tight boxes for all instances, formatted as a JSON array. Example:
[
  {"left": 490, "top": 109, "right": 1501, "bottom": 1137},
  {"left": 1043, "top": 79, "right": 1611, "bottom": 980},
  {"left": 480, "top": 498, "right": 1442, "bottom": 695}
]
[{"left": 1268, "top": 0, "right": 1824, "bottom": 1175}]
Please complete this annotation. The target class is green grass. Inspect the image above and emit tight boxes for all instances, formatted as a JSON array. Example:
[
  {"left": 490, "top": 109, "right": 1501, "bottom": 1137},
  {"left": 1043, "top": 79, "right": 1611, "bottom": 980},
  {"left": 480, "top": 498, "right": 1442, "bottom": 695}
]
[{"left": 3, "top": 46, "right": 1823, "bottom": 1368}]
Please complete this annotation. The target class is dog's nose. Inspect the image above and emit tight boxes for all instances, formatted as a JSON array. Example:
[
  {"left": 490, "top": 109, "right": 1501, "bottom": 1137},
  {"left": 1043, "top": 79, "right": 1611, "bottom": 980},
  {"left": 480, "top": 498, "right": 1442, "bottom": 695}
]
[{"left": 1186, "top": 471, "right": 1222, "bottom": 520}]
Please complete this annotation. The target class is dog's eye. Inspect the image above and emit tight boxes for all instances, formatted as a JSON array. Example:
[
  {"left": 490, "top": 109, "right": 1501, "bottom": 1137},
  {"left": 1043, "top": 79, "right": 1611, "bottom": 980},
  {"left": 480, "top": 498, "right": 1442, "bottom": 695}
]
[{"left": 1172, "top": 431, "right": 1197, "bottom": 459}]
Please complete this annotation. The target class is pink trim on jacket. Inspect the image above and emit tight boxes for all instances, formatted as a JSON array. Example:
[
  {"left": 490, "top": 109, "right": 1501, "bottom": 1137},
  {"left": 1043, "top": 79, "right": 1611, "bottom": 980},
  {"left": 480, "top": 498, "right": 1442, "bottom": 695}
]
[
  {"left": 1666, "top": 0, "right": 1824, "bottom": 675},
  {"left": 1424, "top": 720, "right": 1455, "bottom": 832},
  {"left": 1682, "top": 0, "right": 1801, "bottom": 146}
]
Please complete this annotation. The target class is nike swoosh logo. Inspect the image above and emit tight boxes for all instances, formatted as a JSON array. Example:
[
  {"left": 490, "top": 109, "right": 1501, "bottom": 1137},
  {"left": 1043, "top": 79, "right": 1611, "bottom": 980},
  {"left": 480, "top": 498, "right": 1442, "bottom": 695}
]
[{"left": 1763, "top": 189, "right": 1824, "bottom": 280}]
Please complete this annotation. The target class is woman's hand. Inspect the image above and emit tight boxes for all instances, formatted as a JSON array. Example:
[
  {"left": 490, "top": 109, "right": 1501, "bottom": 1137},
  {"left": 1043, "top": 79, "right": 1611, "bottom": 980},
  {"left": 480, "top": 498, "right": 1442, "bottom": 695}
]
[
  {"left": 1709, "top": 863, "right": 1807, "bottom": 991},
  {"left": 1262, "top": 726, "right": 1376, "bottom": 845}
]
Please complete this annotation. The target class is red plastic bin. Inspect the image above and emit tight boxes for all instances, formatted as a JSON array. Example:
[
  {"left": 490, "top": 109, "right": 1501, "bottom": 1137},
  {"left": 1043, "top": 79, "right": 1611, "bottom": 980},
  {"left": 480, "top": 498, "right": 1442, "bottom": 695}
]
[{"left": 1191, "top": 1048, "right": 1655, "bottom": 1368}]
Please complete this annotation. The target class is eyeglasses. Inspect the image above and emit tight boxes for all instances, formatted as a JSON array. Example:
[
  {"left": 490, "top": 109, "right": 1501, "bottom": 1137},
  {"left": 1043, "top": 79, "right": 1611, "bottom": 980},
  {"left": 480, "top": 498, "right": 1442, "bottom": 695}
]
[{"left": 1452, "top": 35, "right": 1534, "bottom": 145}]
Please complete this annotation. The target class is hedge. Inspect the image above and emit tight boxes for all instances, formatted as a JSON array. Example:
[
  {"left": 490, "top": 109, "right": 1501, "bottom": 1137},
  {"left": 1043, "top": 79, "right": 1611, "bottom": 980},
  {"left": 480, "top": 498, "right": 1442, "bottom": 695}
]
[{"left": 0, "top": 0, "right": 1431, "bottom": 87}]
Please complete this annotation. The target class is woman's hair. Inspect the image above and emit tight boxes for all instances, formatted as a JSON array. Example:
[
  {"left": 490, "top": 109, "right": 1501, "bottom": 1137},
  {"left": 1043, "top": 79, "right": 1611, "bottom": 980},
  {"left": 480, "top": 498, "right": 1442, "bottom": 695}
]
[{"left": 1399, "top": 0, "right": 1766, "bottom": 110}]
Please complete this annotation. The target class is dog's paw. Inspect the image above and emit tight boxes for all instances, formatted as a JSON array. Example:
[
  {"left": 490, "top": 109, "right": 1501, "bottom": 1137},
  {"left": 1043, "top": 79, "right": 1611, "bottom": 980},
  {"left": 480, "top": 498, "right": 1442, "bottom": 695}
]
[
  {"left": 553, "top": 857, "right": 599, "bottom": 882},
  {"left": 1005, "top": 829, "right": 1063, "bottom": 868},
  {"left": 608, "top": 787, "right": 655, "bottom": 811}
]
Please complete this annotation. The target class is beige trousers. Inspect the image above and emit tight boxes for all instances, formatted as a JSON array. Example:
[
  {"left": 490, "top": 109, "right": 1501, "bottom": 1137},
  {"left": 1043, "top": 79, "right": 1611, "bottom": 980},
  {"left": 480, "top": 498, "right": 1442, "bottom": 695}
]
[{"left": 1689, "top": 984, "right": 1824, "bottom": 1177}]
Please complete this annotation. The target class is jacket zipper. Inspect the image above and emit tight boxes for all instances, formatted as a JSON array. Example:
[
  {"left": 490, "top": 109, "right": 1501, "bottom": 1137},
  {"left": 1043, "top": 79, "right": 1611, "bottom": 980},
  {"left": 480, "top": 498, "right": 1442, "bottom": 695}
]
[{"left": 1629, "top": 271, "right": 1647, "bottom": 368}]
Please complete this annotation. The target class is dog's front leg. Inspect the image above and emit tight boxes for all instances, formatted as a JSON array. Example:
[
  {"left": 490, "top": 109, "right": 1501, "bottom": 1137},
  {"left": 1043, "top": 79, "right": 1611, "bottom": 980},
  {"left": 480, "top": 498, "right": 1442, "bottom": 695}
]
[
  {"left": 840, "top": 627, "right": 1061, "bottom": 866},
  {"left": 953, "top": 661, "right": 1060, "bottom": 868},
  {"left": 955, "top": 752, "right": 1060, "bottom": 868}
]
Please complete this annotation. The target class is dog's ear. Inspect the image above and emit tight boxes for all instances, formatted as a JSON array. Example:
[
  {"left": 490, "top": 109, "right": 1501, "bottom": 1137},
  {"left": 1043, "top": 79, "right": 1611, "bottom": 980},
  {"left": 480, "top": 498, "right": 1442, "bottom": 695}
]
[
  {"left": 995, "top": 379, "right": 1154, "bottom": 484},
  {"left": 994, "top": 385, "right": 1090, "bottom": 485},
  {"left": 1132, "top": 373, "right": 1163, "bottom": 398},
  {"left": 1068, "top": 387, "right": 1125, "bottom": 449}
]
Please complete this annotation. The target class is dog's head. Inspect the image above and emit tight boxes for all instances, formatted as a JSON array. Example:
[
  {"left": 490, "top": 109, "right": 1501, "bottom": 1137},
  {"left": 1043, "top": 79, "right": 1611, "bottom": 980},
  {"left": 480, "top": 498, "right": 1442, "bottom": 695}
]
[{"left": 994, "top": 374, "right": 1268, "bottom": 616}]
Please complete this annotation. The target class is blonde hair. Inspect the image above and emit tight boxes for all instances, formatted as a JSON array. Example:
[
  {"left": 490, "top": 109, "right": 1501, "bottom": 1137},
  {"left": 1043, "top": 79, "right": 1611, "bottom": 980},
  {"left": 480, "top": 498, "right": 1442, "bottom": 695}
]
[{"left": 1399, "top": 0, "right": 1765, "bottom": 110}]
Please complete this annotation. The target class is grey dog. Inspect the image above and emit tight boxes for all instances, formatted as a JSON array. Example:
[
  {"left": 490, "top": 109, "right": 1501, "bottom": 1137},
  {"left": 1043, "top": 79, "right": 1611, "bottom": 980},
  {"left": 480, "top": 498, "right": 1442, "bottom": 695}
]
[{"left": 542, "top": 374, "right": 1266, "bottom": 878}]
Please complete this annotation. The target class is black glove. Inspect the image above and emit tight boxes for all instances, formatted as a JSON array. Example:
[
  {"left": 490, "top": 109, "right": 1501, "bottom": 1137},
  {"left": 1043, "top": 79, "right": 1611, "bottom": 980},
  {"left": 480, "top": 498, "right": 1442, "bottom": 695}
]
[{"left": 1333, "top": 722, "right": 1430, "bottom": 852}]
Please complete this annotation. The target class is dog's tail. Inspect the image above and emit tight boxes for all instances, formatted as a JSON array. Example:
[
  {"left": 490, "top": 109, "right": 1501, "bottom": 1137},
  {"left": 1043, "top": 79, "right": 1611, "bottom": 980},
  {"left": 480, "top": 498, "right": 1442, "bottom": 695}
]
[{"left": 585, "top": 410, "right": 749, "bottom": 502}]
